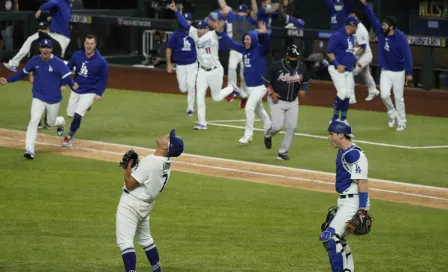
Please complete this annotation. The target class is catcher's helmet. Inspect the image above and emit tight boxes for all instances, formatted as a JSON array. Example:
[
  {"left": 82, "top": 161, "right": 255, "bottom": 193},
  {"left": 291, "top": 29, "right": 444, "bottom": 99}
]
[
  {"left": 286, "top": 44, "right": 300, "bottom": 58},
  {"left": 328, "top": 120, "right": 355, "bottom": 138}
]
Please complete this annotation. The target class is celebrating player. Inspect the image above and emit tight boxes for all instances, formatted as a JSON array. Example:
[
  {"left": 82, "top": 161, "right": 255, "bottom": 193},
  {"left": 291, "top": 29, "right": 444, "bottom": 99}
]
[
  {"left": 116, "top": 129, "right": 184, "bottom": 272},
  {"left": 326, "top": 16, "right": 359, "bottom": 123},
  {"left": 262, "top": 44, "right": 311, "bottom": 160},
  {"left": 0, "top": 39, "right": 78, "bottom": 159},
  {"left": 349, "top": 9, "right": 379, "bottom": 104},
  {"left": 169, "top": 2, "right": 240, "bottom": 130},
  {"left": 324, "top": 0, "right": 355, "bottom": 31},
  {"left": 62, "top": 35, "right": 108, "bottom": 147},
  {"left": 166, "top": 12, "right": 198, "bottom": 117},
  {"left": 216, "top": 21, "right": 272, "bottom": 144},
  {"left": 3, "top": 0, "right": 72, "bottom": 72},
  {"left": 361, "top": 0, "right": 413, "bottom": 131},
  {"left": 320, "top": 120, "right": 371, "bottom": 272}
]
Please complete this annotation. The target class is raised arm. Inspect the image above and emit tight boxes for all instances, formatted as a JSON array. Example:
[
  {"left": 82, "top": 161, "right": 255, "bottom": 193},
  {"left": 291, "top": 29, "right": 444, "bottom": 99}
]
[
  {"left": 361, "top": 0, "right": 383, "bottom": 36},
  {"left": 250, "top": 0, "right": 258, "bottom": 20},
  {"left": 218, "top": 0, "right": 231, "bottom": 14},
  {"left": 7, "top": 60, "right": 35, "bottom": 82},
  {"left": 169, "top": 2, "right": 198, "bottom": 41},
  {"left": 216, "top": 31, "right": 245, "bottom": 53}
]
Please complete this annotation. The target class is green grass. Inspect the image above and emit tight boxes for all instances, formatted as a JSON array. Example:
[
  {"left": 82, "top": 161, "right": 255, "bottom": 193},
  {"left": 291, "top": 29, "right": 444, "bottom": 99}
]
[
  {"left": 0, "top": 82, "right": 447, "bottom": 187},
  {"left": 0, "top": 147, "right": 447, "bottom": 272}
]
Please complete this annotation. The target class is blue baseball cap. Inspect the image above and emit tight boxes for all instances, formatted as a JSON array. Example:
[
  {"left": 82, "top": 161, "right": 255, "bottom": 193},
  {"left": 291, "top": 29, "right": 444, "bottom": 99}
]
[
  {"left": 208, "top": 11, "right": 224, "bottom": 21},
  {"left": 168, "top": 129, "right": 184, "bottom": 157},
  {"left": 328, "top": 120, "right": 355, "bottom": 138},
  {"left": 184, "top": 13, "right": 193, "bottom": 20},
  {"left": 197, "top": 20, "right": 209, "bottom": 29},
  {"left": 237, "top": 4, "right": 249, "bottom": 13},
  {"left": 39, "top": 39, "right": 52, "bottom": 48},
  {"left": 345, "top": 15, "right": 359, "bottom": 26},
  {"left": 334, "top": 0, "right": 344, "bottom": 4}
]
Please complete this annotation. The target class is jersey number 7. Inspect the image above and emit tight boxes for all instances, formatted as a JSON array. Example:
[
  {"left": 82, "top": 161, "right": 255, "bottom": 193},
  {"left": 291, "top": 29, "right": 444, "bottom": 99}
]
[{"left": 160, "top": 174, "right": 169, "bottom": 193}]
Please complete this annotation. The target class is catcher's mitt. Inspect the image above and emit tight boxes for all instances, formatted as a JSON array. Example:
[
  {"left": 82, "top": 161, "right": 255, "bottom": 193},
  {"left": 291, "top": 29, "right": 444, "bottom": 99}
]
[
  {"left": 119, "top": 149, "right": 139, "bottom": 169},
  {"left": 345, "top": 209, "right": 374, "bottom": 236}
]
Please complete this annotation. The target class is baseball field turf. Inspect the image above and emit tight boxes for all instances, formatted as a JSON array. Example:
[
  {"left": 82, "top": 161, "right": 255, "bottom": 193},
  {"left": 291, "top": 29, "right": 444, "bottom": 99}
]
[{"left": 0, "top": 82, "right": 447, "bottom": 271}]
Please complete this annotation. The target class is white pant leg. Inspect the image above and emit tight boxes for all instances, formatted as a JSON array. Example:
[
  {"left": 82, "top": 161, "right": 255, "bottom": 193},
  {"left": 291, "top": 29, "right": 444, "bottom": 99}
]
[
  {"left": 116, "top": 194, "right": 138, "bottom": 252},
  {"left": 228, "top": 50, "right": 242, "bottom": 85},
  {"left": 186, "top": 62, "right": 198, "bottom": 112},
  {"left": 26, "top": 98, "right": 46, "bottom": 153},
  {"left": 175, "top": 64, "right": 188, "bottom": 93},
  {"left": 329, "top": 197, "right": 359, "bottom": 237},
  {"left": 244, "top": 86, "right": 269, "bottom": 138},
  {"left": 67, "top": 91, "right": 80, "bottom": 118},
  {"left": 8, "top": 32, "right": 39, "bottom": 67},
  {"left": 328, "top": 66, "right": 349, "bottom": 100},
  {"left": 346, "top": 71, "right": 355, "bottom": 98},
  {"left": 135, "top": 213, "right": 154, "bottom": 248},
  {"left": 75, "top": 93, "right": 96, "bottom": 117},
  {"left": 380, "top": 70, "right": 397, "bottom": 119},
  {"left": 196, "top": 68, "right": 209, "bottom": 126},
  {"left": 45, "top": 102, "right": 64, "bottom": 128},
  {"left": 391, "top": 70, "right": 406, "bottom": 125},
  {"left": 48, "top": 32, "right": 70, "bottom": 57},
  {"left": 360, "top": 64, "right": 378, "bottom": 94},
  {"left": 208, "top": 66, "right": 230, "bottom": 101}
]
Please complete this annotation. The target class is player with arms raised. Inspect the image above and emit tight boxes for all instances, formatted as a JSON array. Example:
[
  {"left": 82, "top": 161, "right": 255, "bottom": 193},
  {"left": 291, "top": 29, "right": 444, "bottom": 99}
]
[{"left": 116, "top": 129, "right": 184, "bottom": 272}]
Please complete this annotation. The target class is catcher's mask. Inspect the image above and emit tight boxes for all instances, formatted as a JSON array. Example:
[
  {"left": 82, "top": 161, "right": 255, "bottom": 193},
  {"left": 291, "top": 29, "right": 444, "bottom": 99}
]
[{"left": 168, "top": 129, "right": 184, "bottom": 157}]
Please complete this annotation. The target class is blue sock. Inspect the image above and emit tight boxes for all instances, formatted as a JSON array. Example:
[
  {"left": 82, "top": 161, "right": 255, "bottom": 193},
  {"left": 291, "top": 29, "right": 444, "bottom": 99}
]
[
  {"left": 69, "top": 113, "right": 82, "bottom": 137},
  {"left": 144, "top": 244, "right": 161, "bottom": 272},
  {"left": 332, "top": 97, "right": 344, "bottom": 121},
  {"left": 121, "top": 250, "right": 136, "bottom": 272},
  {"left": 340, "top": 98, "right": 350, "bottom": 121}
]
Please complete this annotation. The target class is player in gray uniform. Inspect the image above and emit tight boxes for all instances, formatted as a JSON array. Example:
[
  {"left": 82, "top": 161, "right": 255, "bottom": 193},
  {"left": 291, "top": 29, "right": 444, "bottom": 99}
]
[{"left": 262, "top": 44, "right": 311, "bottom": 160}]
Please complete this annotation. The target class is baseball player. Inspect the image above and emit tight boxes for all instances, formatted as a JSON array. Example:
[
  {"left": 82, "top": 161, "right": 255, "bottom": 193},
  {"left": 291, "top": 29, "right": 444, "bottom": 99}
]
[
  {"left": 216, "top": 21, "right": 272, "bottom": 144},
  {"left": 320, "top": 120, "right": 370, "bottom": 272},
  {"left": 326, "top": 16, "right": 359, "bottom": 123},
  {"left": 62, "top": 34, "right": 108, "bottom": 147},
  {"left": 361, "top": 0, "right": 413, "bottom": 131},
  {"left": 2, "top": 0, "right": 72, "bottom": 72},
  {"left": 116, "top": 129, "right": 184, "bottom": 272},
  {"left": 348, "top": 9, "right": 379, "bottom": 104},
  {"left": 169, "top": 2, "right": 241, "bottom": 130},
  {"left": 255, "top": 0, "right": 279, "bottom": 36},
  {"left": 262, "top": 44, "right": 311, "bottom": 160},
  {"left": 218, "top": 0, "right": 258, "bottom": 109},
  {"left": 0, "top": 39, "right": 78, "bottom": 159},
  {"left": 324, "top": 0, "right": 355, "bottom": 31},
  {"left": 166, "top": 12, "right": 198, "bottom": 117}
]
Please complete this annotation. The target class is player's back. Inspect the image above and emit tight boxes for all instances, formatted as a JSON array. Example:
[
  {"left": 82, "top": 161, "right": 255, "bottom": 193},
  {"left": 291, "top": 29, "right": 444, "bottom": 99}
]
[
  {"left": 196, "top": 31, "right": 220, "bottom": 68},
  {"left": 355, "top": 23, "right": 371, "bottom": 53},
  {"left": 129, "top": 154, "right": 172, "bottom": 204}
]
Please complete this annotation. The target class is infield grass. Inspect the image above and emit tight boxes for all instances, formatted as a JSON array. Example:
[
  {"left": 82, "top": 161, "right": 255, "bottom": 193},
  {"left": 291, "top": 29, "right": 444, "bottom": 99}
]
[
  {"left": 0, "top": 82, "right": 447, "bottom": 187},
  {"left": 0, "top": 147, "right": 447, "bottom": 272}
]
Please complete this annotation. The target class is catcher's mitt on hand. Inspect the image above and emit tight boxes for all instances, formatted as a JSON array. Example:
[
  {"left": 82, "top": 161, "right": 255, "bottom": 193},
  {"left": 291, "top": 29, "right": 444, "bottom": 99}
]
[
  {"left": 119, "top": 149, "right": 139, "bottom": 169},
  {"left": 345, "top": 209, "right": 373, "bottom": 236}
]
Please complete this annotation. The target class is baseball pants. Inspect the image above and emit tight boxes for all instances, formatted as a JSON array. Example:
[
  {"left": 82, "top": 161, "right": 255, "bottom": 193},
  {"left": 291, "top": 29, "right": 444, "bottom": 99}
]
[
  {"left": 265, "top": 97, "right": 298, "bottom": 155},
  {"left": 328, "top": 65, "right": 355, "bottom": 100},
  {"left": 67, "top": 91, "right": 96, "bottom": 117},
  {"left": 7, "top": 32, "right": 70, "bottom": 67},
  {"left": 176, "top": 62, "right": 198, "bottom": 113},
  {"left": 196, "top": 65, "right": 234, "bottom": 126},
  {"left": 1, "top": 24, "right": 14, "bottom": 51},
  {"left": 352, "top": 52, "right": 377, "bottom": 95},
  {"left": 243, "top": 85, "right": 271, "bottom": 139},
  {"left": 380, "top": 69, "right": 406, "bottom": 125},
  {"left": 228, "top": 50, "right": 248, "bottom": 98},
  {"left": 26, "top": 98, "right": 65, "bottom": 153}
]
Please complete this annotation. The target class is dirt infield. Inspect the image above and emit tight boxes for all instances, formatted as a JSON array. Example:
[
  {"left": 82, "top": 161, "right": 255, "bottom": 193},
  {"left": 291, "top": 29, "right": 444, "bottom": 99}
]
[{"left": 0, "top": 129, "right": 447, "bottom": 210}]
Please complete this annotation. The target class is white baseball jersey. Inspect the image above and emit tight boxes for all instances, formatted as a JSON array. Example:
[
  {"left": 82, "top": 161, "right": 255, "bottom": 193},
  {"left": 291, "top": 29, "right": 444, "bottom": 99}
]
[
  {"left": 125, "top": 154, "right": 172, "bottom": 204},
  {"left": 343, "top": 149, "right": 369, "bottom": 181},
  {"left": 354, "top": 22, "right": 372, "bottom": 57},
  {"left": 188, "top": 28, "right": 221, "bottom": 69}
]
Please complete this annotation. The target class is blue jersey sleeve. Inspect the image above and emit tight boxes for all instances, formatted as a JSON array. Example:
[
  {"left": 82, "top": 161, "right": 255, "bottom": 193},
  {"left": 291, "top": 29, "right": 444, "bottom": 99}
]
[
  {"left": 326, "top": 35, "right": 339, "bottom": 54},
  {"left": 363, "top": 4, "right": 383, "bottom": 37},
  {"left": 23, "top": 58, "right": 35, "bottom": 74},
  {"left": 166, "top": 34, "right": 176, "bottom": 49},
  {"left": 175, "top": 11, "right": 191, "bottom": 30},
  {"left": 67, "top": 53, "right": 77, "bottom": 71},
  {"left": 400, "top": 33, "right": 413, "bottom": 76},
  {"left": 226, "top": 10, "right": 237, "bottom": 23},
  {"left": 39, "top": 0, "right": 58, "bottom": 11},
  {"left": 97, "top": 58, "right": 109, "bottom": 96},
  {"left": 216, "top": 31, "right": 245, "bottom": 53}
]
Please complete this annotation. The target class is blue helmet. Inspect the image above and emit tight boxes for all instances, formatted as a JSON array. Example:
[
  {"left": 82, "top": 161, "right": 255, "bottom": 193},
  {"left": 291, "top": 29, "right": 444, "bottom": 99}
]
[{"left": 328, "top": 120, "right": 355, "bottom": 138}]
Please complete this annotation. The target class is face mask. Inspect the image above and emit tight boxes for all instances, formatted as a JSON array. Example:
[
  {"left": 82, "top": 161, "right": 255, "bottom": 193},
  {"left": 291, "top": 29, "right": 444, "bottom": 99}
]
[
  {"left": 237, "top": 15, "right": 246, "bottom": 22},
  {"left": 334, "top": 5, "right": 343, "bottom": 11},
  {"left": 287, "top": 59, "right": 298, "bottom": 67},
  {"left": 266, "top": 4, "right": 272, "bottom": 10}
]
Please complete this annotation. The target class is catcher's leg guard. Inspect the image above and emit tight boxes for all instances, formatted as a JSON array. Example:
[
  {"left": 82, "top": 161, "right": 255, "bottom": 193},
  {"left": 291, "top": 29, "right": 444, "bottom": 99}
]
[
  {"left": 341, "top": 241, "right": 354, "bottom": 272},
  {"left": 320, "top": 227, "right": 344, "bottom": 272}
]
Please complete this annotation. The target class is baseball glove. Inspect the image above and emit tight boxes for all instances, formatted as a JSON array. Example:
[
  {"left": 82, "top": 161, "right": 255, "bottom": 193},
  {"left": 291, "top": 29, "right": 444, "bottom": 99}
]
[
  {"left": 119, "top": 149, "right": 139, "bottom": 169},
  {"left": 345, "top": 209, "right": 374, "bottom": 236}
]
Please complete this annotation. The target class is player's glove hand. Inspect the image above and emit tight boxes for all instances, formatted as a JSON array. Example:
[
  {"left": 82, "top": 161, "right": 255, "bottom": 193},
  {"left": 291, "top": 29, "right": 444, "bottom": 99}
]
[
  {"left": 119, "top": 149, "right": 139, "bottom": 169},
  {"left": 345, "top": 209, "right": 373, "bottom": 236}
]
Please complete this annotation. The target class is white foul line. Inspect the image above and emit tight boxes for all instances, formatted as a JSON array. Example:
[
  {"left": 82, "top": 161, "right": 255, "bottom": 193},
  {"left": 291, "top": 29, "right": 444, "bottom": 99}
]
[
  {"left": 0, "top": 135, "right": 447, "bottom": 202},
  {"left": 206, "top": 122, "right": 448, "bottom": 149}
]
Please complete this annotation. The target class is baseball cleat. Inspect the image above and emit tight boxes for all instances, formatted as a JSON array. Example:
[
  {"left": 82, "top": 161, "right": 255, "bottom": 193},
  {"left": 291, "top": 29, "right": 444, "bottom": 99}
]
[
  {"left": 44, "top": 122, "right": 51, "bottom": 129},
  {"left": 277, "top": 153, "right": 290, "bottom": 161},
  {"left": 57, "top": 126, "right": 64, "bottom": 136},
  {"left": 193, "top": 124, "right": 207, "bottom": 130},
  {"left": 24, "top": 150, "right": 35, "bottom": 159},
  {"left": 264, "top": 137, "right": 272, "bottom": 149},
  {"left": 186, "top": 110, "right": 194, "bottom": 117},
  {"left": 226, "top": 82, "right": 241, "bottom": 102},
  {"left": 2, "top": 62, "right": 17, "bottom": 72},
  {"left": 62, "top": 136, "right": 73, "bottom": 147},
  {"left": 240, "top": 98, "right": 247, "bottom": 109},
  {"left": 365, "top": 90, "right": 380, "bottom": 101},
  {"left": 388, "top": 117, "right": 396, "bottom": 128},
  {"left": 396, "top": 124, "right": 406, "bottom": 131},
  {"left": 349, "top": 96, "right": 357, "bottom": 104},
  {"left": 38, "top": 121, "right": 43, "bottom": 129},
  {"left": 238, "top": 136, "right": 252, "bottom": 144}
]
